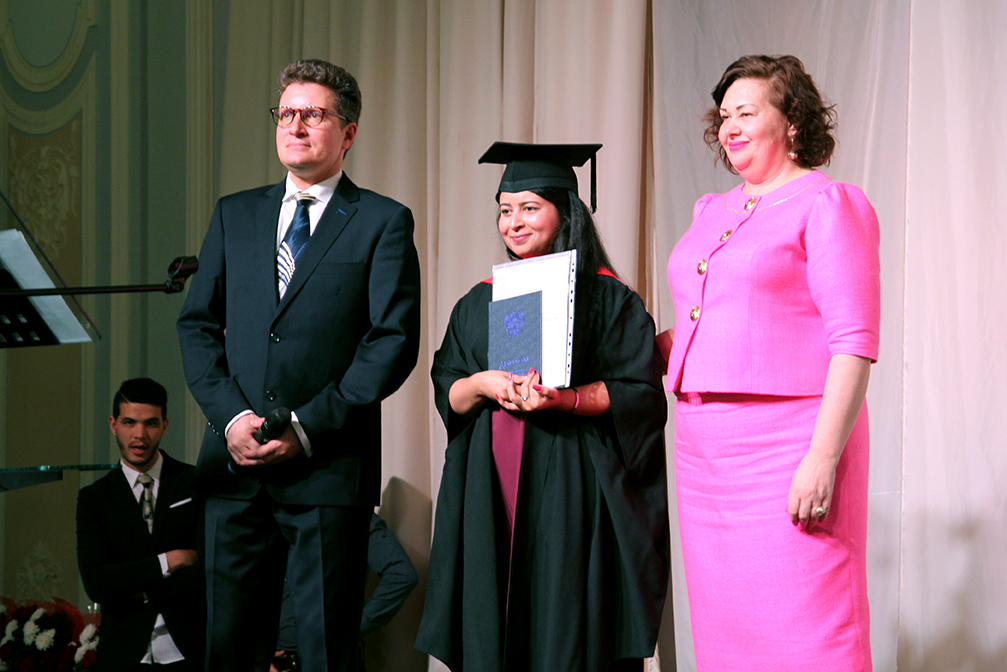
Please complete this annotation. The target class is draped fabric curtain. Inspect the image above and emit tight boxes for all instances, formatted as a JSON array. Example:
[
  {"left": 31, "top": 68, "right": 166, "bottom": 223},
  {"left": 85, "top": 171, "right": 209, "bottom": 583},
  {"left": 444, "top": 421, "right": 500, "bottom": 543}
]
[
  {"left": 900, "top": 3, "right": 1007, "bottom": 671},
  {"left": 654, "top": 2, "right": 1007, "bottom": 670},
  {"left": 217, "top": 1, "right": 1007, "bottom": 671},
  {"left": 653, "top": 2, "right": 911, "bottom": 669}
]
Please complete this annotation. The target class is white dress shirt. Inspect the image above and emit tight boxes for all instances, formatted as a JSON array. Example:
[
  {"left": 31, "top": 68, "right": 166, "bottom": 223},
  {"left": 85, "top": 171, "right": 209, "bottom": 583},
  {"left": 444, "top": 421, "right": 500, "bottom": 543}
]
[
  {"left": 224, "top": 170, "right": 344, "bottom": 456},
  {"left": 121, "top": 453, "right": 185, "bottom": 664}
]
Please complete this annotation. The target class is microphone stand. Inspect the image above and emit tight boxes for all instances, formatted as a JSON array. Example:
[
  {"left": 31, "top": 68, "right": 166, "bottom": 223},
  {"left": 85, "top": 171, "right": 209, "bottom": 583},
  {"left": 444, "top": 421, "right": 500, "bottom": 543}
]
[{"left": 0, "top": 256, "right": 199, "bottom": 297}]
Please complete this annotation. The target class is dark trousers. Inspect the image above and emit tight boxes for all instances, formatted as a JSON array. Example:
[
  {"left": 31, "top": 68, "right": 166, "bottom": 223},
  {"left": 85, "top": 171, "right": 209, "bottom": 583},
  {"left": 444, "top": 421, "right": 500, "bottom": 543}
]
[{"left": 204, "top": 490, "right": 370, "bottom": 672}]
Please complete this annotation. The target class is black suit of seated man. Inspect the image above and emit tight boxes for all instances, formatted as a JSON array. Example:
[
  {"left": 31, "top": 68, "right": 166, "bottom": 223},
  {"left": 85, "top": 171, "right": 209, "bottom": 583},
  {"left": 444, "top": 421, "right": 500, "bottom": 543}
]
[
  {"left": 176, "top": 59, "right": 421, "bottom": 671},
  {"left": 76, "top": 378, "right": 204, "bottom": 672}
]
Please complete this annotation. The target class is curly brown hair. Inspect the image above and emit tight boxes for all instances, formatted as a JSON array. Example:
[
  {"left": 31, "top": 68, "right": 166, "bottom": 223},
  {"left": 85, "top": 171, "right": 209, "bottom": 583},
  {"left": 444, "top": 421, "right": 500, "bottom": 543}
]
[
  {"left": 702, "top": 55, "right": 837, "bottom": 173},
  {"left": 278, "top": 59, "right": 361, "bottom": 127}
]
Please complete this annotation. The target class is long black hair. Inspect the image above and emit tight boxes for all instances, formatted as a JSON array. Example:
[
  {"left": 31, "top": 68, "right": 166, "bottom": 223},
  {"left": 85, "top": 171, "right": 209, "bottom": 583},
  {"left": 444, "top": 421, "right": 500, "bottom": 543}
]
[{"left": 499, "top": 187, "right": 616, "bottom": 278}]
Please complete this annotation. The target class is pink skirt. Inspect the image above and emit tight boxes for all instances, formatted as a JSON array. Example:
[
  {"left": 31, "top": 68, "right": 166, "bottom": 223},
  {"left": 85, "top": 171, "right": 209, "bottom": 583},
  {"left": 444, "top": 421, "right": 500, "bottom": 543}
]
[{"left": 674, "top": 392, "right": 872, "bottom": 672}]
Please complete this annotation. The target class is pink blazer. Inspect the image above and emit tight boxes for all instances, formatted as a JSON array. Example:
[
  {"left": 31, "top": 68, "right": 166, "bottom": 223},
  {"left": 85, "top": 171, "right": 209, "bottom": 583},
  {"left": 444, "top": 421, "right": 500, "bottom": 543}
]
[{"left": 666, "top": 170, "right": 880, "bottom": 395}]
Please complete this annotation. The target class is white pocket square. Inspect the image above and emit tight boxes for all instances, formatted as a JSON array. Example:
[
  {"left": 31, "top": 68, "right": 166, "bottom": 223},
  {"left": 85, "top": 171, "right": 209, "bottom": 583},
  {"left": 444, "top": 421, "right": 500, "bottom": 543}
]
[{"left": 169, "top": 497, "right": 193, "bottom": 509}]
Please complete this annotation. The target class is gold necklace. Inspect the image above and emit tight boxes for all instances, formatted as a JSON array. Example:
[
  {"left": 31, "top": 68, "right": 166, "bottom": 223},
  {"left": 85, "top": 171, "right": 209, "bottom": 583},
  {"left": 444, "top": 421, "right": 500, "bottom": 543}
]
[{"left": 724, "top": 177, "right": 830, "bottom": 214}]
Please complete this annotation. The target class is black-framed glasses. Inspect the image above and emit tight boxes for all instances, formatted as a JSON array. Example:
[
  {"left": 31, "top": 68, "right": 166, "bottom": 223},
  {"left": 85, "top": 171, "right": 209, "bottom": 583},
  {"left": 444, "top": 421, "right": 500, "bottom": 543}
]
[{"left": 270, "top": 106, "right": 346, "bottom": 128}]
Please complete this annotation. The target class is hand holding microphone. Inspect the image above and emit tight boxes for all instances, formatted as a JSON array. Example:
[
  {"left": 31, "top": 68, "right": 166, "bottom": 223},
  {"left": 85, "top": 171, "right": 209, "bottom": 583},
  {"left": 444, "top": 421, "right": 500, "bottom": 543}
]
[
  {"left": 228, "top": 407, "right": 292, "bottom": 473},
  {"left": 252, "top": 407, "right": 292, "bottom": 443}
]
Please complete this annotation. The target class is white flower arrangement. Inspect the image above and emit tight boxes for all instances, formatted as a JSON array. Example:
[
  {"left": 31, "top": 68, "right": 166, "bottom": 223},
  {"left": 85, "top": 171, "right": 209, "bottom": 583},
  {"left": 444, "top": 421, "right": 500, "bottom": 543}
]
[
  {"left": 33, "top": 628, "right": 55, "bottom": 650},
  {"left": 74, "top": 637, "right": 99, "bottom": 664},
  {"left": 74, "top": 623, "right": 99, "bottom": 664},
  {"left": 1, "top": 598, "right": 100, "bottom": 670},
  {"left": 20, "top": 608, "right": 45, "bottom": 646},
  {"left": 21, "top": 619, "right": 38, "bottom": 645},
  {"left": 0, "top": 619, "right": 16, "bottom": 646},
  {"left": 79, "top": 623, "right": 96, "bottom": 646}
]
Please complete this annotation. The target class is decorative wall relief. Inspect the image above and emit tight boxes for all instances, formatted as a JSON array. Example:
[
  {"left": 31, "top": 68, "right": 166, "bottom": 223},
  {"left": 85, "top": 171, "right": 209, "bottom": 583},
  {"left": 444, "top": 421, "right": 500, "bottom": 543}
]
[
  {"left": 0, "top": 61, "right": 94, "bottom": 605},
  {"left": 0, "top": 0, "right": 97, "bottom": 92},
  {"left": 6, "top": 118, "right": 82, "bottom": 262},
  {"left": 14, "top": 542, "right": 61, "bottom": 602}
]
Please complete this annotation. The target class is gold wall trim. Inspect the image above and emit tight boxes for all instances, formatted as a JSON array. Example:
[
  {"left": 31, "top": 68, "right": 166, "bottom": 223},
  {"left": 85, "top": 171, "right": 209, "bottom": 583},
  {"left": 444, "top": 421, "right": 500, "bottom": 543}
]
[
  {"left": 1, "top": 57, "right": 96, "bottom": 598},
  {"left": 185, "top": 0, "right": 214, "bottom": 463},
  {"left": 0, "top": 0, "right": 97, "bottom": 92},
  {"left": 0, "top": 55, "right": 98, "bottom": 439}
]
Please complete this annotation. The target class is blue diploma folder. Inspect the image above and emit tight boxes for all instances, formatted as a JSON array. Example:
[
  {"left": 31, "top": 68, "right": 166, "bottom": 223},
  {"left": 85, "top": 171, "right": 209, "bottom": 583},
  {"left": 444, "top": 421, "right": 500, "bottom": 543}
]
[{"left": 488, "top": 291, "right": 542, "bottom": 376}]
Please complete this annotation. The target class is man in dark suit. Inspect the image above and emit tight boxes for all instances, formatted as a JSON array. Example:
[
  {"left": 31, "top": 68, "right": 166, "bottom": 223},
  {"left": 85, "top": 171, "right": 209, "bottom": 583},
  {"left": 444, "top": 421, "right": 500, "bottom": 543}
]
[
  {"left": 272, "top": 513, "right": 419, "bottom": 671},
  {"left": 176, "top": 59, "right": 421, "bottom": 671},
  {"left": 76, "top": 378, "right": 204, "bottom": 672}
]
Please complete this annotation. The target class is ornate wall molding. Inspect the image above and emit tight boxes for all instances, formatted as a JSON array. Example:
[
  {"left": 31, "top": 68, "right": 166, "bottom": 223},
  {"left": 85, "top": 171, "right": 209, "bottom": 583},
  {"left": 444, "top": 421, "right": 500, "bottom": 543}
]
[
  {"left": 185, "top": 0, "right": 214, "bottom": 463},
  {"left": 14, "top": 542, "right": 61, "bottom": 602},
  {"left": 0, "top": 54, "right": 98, "bottom": 409},
  {"left": 0, "top": 0, "right": 97, "bottom": 92},
  {"left": 0, "top": 58, "right": 97, "bottom": 600},
  {"left": 6, "top": 122, "right": 81, "bottom": 263}
]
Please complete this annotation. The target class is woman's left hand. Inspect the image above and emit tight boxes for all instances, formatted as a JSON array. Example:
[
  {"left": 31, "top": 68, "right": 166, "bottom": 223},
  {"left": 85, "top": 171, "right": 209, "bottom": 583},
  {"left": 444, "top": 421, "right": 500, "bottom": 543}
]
[
  {"left": 786, "top": 354, "right": 872, "bottom": 530},
  {"left": 499, "top": 369, "right": 564, "bottom": 413},
  {"left": 786, "top": 451, "right": 838, "bottom": 529}
]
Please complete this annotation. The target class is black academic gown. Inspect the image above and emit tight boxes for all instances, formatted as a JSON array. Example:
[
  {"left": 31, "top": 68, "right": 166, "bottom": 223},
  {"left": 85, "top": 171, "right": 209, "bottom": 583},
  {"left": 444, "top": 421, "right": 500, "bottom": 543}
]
[{"left": 416, "top": 272, "right": 670, "bottom": 672}]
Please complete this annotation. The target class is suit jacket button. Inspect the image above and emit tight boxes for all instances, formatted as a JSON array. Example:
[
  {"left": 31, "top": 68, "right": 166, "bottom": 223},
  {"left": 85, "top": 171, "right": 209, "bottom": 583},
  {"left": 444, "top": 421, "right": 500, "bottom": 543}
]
[
  {"left": 270, "top": 333, "right": 281, "bottom": 343},
  {"left": 690, "top": 306, "right": 701, "bottom": 321},
  {"left": 266, "top": 391, "right": 277, "bottom": 402},
  {"left": 697, "top": 259, "right": 707, "bottom": 274},
  {"left": 720, "top": 230, "right": 732, "bottom": 241}
]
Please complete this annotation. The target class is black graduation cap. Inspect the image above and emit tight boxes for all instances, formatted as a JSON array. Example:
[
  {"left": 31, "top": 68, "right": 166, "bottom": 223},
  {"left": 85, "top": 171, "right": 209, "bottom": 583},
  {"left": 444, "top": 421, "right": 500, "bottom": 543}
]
[{"left": 478, "top": 142, "right": 603, "bottom": 212}]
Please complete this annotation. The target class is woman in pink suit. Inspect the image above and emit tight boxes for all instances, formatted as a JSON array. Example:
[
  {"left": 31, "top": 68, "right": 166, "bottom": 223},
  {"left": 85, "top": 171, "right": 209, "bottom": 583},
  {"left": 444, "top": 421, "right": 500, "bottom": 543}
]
[{"left": 662, "top": 55, "right": 880, "bottom": 671}]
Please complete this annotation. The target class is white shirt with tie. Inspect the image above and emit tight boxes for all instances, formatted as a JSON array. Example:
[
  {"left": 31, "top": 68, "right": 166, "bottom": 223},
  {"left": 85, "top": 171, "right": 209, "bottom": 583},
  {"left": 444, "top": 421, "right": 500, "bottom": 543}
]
[
  {"left": 224, "top": 170, "right": 343, "bottom": 456},
  {"left": 120, "top": 452, "right": 185, "bottom": 665}
]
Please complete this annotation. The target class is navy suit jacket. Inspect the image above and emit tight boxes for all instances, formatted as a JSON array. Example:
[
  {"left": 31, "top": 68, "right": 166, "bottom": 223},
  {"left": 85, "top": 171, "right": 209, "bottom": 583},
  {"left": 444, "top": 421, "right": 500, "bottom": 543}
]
[
  {"left": 176, "top": 174, "right": 421, "bottom": 505},
  {"left": 76, "top": 452, "right": 204, "bottom": 671}
]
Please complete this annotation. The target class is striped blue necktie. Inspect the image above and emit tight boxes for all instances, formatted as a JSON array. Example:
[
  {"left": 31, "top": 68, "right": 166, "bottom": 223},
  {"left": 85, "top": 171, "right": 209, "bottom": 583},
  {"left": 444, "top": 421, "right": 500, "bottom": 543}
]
[{"left": 277, "top": 192, "right": 315, "bottom": 298}]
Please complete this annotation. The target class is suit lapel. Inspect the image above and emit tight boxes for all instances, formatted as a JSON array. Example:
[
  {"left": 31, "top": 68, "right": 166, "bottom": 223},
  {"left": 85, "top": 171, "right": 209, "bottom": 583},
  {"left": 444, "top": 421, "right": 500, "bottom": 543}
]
[
  {"left": 151, "top": 453, "right": 178, "bottom": 546},
  {"left": 256, "top": 182, "right": 286, "bottom": 309},
  {"left": 275, "top": 174, "right": 360, "bottom": 314}
]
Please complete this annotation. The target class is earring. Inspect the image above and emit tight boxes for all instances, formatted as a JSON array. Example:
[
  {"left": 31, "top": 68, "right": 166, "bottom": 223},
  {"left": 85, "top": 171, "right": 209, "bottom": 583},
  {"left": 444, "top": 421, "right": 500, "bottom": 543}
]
[{"left": 787, "top": 150, "right": 798, "bottom": 160}]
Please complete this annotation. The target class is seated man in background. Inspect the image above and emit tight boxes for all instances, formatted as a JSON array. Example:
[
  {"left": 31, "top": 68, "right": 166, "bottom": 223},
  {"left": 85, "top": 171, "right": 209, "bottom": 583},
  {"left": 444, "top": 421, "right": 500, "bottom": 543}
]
[
  {"left": 271, "top": 513, "right": 418, "bottom": 672},
  {"left": 76, "top": 378, "right": 204, "bottom": 672}
]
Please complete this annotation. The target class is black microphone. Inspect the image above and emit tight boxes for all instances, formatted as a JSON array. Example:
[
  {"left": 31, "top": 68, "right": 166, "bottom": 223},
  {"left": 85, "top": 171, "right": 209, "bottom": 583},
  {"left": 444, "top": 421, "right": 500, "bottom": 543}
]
[
  {"left": 252, "top": 407, "right": 292, "bottom": 444},
  {"left": 227, "top": 407, "right": 293, "bottom": 474}
]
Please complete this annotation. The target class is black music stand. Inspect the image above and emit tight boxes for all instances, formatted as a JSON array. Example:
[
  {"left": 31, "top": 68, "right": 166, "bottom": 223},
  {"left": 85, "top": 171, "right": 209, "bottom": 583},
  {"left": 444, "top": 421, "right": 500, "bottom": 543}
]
[{"left": 0, "top": 186, "right": 198, "bottom": 348}]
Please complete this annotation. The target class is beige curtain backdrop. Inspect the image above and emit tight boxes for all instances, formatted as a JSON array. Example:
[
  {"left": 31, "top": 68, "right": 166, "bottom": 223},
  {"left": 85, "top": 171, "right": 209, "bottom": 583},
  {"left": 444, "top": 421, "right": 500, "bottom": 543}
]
[
  {"left": 653, "top": 1, "right": 1007, "bottom": 671},
  {"left": 216, "top": 1, "right": 1007, "bottom": 671},
  {"left": 653, "top": 2, "right": 910, "bottom": 670}
]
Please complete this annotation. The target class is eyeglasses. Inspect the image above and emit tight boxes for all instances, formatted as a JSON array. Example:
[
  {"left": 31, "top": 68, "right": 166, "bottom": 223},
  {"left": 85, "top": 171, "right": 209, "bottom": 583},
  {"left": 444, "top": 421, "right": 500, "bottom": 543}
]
[{"left": 270, "top": 106, "right": 346, "bottom": 128}]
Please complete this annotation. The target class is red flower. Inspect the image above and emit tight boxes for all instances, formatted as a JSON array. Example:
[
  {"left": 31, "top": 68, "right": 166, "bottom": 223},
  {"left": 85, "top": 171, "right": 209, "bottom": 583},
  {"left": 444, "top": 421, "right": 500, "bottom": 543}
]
[
  {"left": 18, "top": 655, "right": 37, "bottom": 672},
  {"left": 81, "top": 650, "right": 97, "bottom": 668},
  {"left": 41, "top": 649, "right": 63, "bottom": 666}
]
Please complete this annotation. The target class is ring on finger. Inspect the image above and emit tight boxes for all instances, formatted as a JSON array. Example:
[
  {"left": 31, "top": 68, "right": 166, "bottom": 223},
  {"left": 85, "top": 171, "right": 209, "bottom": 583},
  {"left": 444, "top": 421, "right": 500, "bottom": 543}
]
[
  {"left": 521, "top": 396, "right": 529, "bottom": 401},
  {"left": 814, "top": 506, "right": 827, "bottom": 517}
]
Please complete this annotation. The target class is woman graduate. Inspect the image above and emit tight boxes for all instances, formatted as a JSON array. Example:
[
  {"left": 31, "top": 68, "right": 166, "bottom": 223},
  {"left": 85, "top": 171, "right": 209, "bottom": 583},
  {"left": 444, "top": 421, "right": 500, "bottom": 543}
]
[{"left": 417, "top": 142, "right": 670, "bottom": 672}]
